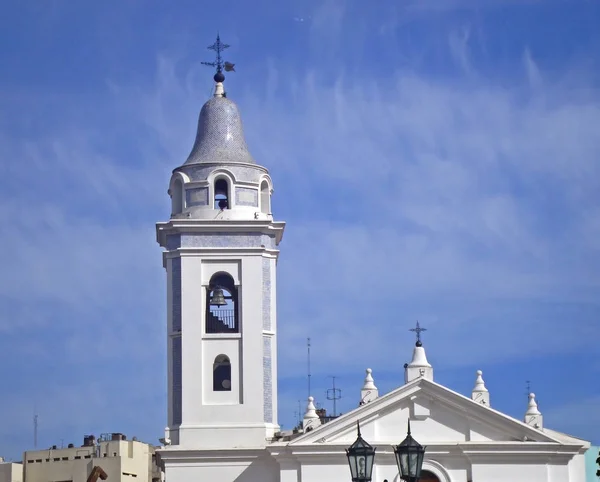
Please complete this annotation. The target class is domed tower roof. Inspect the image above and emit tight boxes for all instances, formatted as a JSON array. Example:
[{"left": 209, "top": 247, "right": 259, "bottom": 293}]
[
  {"left": 184, "top": 83, "right": 255, "bottom": 165},
  {"left": 165, "top": 35, "right": 277, "bottom": 223}
]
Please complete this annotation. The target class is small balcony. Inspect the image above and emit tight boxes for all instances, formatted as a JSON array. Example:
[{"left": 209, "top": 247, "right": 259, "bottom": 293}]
[{"left": 206, "top": 309, "right": 238, "bottom": 333}]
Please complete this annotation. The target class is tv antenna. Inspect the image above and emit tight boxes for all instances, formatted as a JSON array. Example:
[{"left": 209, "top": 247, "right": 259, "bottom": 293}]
[
  {"left": 33, "top": 409, "right": 38, "bottom": 449},
  {"left": 327, "top": 376, "right": 342, "bottom": 417},
  {"left": 307, "top": 337, "right": 312, "bottom": 398}
]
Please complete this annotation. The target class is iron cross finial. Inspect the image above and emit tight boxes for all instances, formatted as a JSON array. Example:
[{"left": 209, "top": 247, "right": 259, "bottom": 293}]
[
  {"left": 409, "top": 321, "right": 427, "bottom": 345},
  {"left": 201, "top": 34, "right": 235, "bottom": 83}
]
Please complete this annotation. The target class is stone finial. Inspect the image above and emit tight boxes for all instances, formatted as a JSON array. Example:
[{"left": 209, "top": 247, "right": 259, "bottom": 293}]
[
  {"left": 360, "top": 368, "right": 379, "bottom": 405},
  {"left": 405, "top": 341, "right": 433, "bottom": 383},
  {"left": 471, "top": 370, "right": 490, "bottom": 407},
  {"left": 303, "top": 396, "right": 322, "bottom": 431},
  {"left": 159, "top": 426, "right": 171, "bottom": 446},
  {"left": 524, "top": 393, "right": 543, "bottom": 429}
]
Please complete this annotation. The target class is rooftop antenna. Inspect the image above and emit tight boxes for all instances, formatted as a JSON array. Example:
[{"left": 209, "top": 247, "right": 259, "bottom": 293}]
[
  {"left": 33, "top": 411, "right": 38, "bottom": 449},
  {"left": 327, "top": 376, "right": 342, "bottom": 417},
  {"left": 307, "top": 337, "right": 312, "bottom": 398}
]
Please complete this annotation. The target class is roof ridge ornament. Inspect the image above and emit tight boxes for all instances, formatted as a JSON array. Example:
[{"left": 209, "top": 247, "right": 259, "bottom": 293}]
[
  {"left": 303, "top": 396, "right": 322, "bottom": 431},
  {"left": 471, "top": 370, "right": 490, "bottom": 407},
  {"left": 405, "top": 323, "right": 433, "bottom": 383},
  {"left": 524, "top": 392, "right": 543, "bottom": 429},
  {"left": 201, "top": 34, "right": 235, "bottom": 85},
  {"left": 360, "top": 368, "right": 379, "bottom": 406}
]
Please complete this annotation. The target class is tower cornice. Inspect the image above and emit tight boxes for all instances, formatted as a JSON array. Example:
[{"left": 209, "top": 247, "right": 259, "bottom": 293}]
[{"left": 156, "top": 220, "right": 286, "bottom": 247}]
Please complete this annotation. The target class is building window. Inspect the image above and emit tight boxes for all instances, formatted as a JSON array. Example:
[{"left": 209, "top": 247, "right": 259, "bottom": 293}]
[
  {"left": 171, "top": 179, "right": 184, "bottom": 215},
  {"left": 260, "top": 180, "right": 270, "bottom": 214},
  {"left": 206, "top": 272, "right": 238, "bottom": 333},
  {"left": 213, "top": 355, "right": 232, "bottom": 391},
  {"left": 214, "top": 178, "right": 230, "bottom": 209}
]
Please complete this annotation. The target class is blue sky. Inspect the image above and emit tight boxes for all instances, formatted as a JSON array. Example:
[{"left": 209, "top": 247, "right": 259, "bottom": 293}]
[{"left": 1, "top": 0, "right": 599, "bottom": 460}]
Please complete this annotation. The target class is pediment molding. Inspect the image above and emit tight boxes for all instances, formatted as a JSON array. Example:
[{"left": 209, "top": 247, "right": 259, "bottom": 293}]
[{"left": 289, "top": 378, "right": 562, "bottom": 446}]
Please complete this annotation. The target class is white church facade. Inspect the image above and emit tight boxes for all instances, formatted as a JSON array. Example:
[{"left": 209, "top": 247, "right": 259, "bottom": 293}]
[{"left": 155, "top": 38, "right": 591, "bottom": 482}]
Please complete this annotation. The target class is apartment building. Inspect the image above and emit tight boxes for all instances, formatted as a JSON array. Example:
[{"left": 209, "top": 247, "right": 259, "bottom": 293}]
[{"left": 22, "top": 433, "right": 161, "bottom": 482}]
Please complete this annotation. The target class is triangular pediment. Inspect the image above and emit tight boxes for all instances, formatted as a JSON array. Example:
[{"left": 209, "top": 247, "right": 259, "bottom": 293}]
[{"left": 289, "top": 378, "right": 561, "bottom": 446}]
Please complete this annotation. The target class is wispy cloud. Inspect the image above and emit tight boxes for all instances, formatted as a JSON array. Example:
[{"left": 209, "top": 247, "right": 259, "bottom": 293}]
[{"left": 1, "top": 0, "right": 599, "bottom": 459}]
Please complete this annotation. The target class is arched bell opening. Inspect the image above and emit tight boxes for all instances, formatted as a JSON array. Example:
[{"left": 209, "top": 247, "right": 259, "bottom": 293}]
[
  {"left": 213, "top": 354, "right": 232, "bottom": 392},
  {"left": 206, "top": 272, "right": 238, "bottom": 333},
  {"left": 214, "top": 178, "right": 230, "bottom": 210},
  {"left": 260, "top": 180, "right": 270, "bottom": 215},
  {"left": 171, "top": 179, "right": 184, "bottom": 215}
]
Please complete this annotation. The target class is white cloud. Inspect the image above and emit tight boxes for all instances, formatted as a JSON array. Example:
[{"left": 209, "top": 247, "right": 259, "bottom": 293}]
[{"left": 1, "top": 28, "right": 599, "bottom": 456}]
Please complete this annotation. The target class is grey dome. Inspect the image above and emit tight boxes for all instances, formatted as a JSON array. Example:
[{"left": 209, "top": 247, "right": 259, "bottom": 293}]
[{"left": 184, "top": 93, "right": 255, "bottom": 165}]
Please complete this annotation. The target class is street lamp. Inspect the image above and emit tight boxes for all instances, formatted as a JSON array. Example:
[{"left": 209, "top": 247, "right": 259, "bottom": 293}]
[
  {"left": 393, "top": 421, "right": 426, "bottom": 482},
  {"left": 346, "top": 421, "right": 376, "bottom": 482}
]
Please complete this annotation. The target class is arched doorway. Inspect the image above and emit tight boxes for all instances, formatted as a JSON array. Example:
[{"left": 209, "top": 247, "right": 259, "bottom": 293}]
[{"left": 419, "top": 470, "right": 440, "bottom": 482}]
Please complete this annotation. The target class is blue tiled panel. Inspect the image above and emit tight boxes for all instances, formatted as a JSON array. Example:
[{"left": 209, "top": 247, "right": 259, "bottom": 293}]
[
  {"left": 172, "top": 336, "right": 182, "bottom": 425},
  {"left": 171, "top": 258, "right": 181, "bottom": 332},
  {"left": 167, "top": 233, "right": 276, "bottom": 250},
  {"left": 184, "top": 164, "right": 265, "bottom": 184},
  {"left": 263, "top": 336, "right": 273, "bottom": 423},
  {"left": 186, "top": 187, "right": 209, "bottom": 206},
  {"left": 166, "top": 235, "right": 181, "bottom": 251},
  {"left": 262, "top": 258, "right": 271, "bottom": 331},
  {"left": 179, "top": 233, "right": 275, "bottom": 249},
  {"left": 235, "top": 187, "right": 259, "bottom": 207}
]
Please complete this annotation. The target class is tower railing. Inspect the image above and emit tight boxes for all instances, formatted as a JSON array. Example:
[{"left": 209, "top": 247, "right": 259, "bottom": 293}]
[{"left": 207, "top": 309, "right": 238, "bottom": 333}]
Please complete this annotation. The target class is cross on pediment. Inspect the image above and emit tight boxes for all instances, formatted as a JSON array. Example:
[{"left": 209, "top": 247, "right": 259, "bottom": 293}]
[{"left": 410, "top": 321, "right": 427, "bottom": 344}]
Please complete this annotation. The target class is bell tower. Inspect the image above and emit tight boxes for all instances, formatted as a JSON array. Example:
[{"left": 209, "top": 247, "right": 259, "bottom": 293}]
[{"left": 156, "top": 37, "right": 285, "bottom": 449}]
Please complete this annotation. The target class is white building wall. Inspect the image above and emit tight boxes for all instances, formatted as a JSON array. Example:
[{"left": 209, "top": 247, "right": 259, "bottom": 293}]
[
  {"left": 172, "top": 249, "right": 278, "bottom": 449},
  {"left": 0, "top": 462, "right": 22, "bottom": 482},
  {"left": 471, "top": 462, "right": 550, "bottom": 481},
  {"left": 567, "top": 453, "right": 587, "bottom": 482},
  {"left": 162, "top": 452, "right": 279, "bottom": 482}
]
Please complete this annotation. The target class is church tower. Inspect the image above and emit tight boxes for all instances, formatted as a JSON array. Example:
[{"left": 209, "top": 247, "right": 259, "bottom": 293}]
[{"left": 156, "top": 39, "right": 285, "bottom": 449}]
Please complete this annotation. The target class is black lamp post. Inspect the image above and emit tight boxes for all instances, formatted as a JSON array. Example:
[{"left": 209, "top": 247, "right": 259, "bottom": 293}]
[
  {"left": 346, "top": 421, "right": 376, "bottom": 482},
  {"left": 393, "top": 421, "right": 426, "bottom": 482}
]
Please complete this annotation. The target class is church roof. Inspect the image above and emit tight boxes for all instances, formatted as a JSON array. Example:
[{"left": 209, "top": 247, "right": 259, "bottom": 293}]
[
  {"left": 286, "top": 377, "right": 586, "bottom": 448},
  {"left": 184, "top": 82, "right": 256, "bottom": 166}
]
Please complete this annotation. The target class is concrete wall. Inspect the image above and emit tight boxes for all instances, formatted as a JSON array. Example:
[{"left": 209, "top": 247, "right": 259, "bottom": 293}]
[
  {"left": 0, "top": 462, "right": 23, "bottom": 482},
  {"left": 22, "top": 440, "right": 156, "bottom": 482}
]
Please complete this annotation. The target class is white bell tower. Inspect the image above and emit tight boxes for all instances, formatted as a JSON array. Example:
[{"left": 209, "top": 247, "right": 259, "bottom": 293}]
[{"left": 156, "top": 66, "right": 284, "bottom": 450}]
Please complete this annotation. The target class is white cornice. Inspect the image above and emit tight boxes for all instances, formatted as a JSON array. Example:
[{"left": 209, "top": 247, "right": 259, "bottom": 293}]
[
  {"left": 156, "top": 220, "right": 286, "bottom": 246},
  {"left": 157, "top": 446, "right": 267, "bottom": 464}
]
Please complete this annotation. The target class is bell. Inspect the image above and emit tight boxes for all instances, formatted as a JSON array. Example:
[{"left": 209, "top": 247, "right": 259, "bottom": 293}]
[{"left": 210, "top": 288, "right": 227, "bottom": 307}]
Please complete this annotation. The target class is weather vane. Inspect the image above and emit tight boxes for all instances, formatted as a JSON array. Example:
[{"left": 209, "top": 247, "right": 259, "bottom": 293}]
[
  {"left": 201, "top": 34, "right": 236, "bottom": 83},
  {"left": 409, "top": 321, "right": 427, "bottom": 345}
]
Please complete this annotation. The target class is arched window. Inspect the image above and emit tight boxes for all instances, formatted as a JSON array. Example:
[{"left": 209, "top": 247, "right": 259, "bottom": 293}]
[
  {"left": 260, "top": 180, "right": 270, "bottom": 215},
  {"left": 214, "top": 178, "right": 230, "bottom": 210},
  {"left": 213, "top": 355, "right": 232, "bottom": 391},
  {"left": 171, "top": 179, "right": 184, "bottom": 214},
  {"left": 206, "top": 272, "right": 238, "bottom": 333}
]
